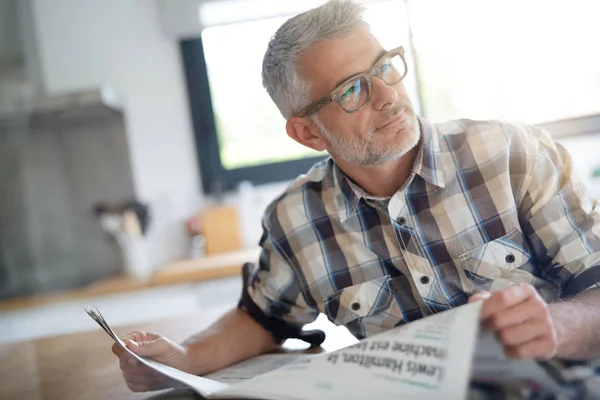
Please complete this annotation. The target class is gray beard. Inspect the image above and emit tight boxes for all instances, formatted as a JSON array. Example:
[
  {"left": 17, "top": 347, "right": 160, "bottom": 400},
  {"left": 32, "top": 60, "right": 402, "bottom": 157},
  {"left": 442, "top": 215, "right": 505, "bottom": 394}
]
[{"left": 312, "top": 113, "right": 420, "bottom": 166}]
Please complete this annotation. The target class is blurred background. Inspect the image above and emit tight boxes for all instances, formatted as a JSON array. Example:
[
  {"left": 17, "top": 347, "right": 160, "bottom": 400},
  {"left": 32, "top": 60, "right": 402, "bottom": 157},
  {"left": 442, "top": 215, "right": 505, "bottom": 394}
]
[{"left": 0, "top": 0, "right": 599, "bottom": 343}]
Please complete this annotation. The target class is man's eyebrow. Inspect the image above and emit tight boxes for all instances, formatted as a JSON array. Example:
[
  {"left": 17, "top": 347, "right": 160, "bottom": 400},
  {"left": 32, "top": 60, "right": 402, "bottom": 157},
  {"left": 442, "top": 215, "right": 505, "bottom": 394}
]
[{"left": 332, "top": 49, "right": 388, "bottom": 89}]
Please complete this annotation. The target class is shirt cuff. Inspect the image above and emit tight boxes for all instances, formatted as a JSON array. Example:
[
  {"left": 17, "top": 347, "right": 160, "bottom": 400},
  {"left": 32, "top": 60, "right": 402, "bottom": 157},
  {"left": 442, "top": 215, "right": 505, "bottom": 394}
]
[
  {"left": 562, "top": 264, "right": 600, "bottom": 298},
  {"left": 237, "top": 262, "right": 325, "bottom": 347}
]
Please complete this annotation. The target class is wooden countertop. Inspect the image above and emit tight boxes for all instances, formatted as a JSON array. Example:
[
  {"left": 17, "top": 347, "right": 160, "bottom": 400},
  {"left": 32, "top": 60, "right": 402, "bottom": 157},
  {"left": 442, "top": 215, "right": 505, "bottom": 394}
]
[
  {"left": 0, "top": 248, "right": 260, "bottom": 312},
  {"left": 0, "top": 310, "right": 352, "bottom": 400}
]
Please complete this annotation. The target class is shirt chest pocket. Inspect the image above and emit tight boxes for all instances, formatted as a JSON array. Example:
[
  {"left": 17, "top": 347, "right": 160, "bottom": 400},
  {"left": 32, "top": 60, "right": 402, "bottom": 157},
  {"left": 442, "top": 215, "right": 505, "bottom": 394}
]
[
  {"left": 322, "top": 275, "right": 394, "bottom": 326},
  {"left": 458, "top": 228, "right": 531, "bottom": 283}
]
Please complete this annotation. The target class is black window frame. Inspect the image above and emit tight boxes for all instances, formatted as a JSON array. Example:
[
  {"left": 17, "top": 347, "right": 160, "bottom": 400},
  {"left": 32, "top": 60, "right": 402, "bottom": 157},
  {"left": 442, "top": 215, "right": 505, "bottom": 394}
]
[{"left": 180, "top": 38, "right": 327, "bottom": 194}]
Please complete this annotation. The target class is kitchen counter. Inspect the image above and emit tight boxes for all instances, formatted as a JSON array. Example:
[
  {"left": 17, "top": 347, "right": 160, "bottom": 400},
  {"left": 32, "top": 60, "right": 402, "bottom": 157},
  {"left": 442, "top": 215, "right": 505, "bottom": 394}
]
[{"left": 0, "top": 248, "right": 260, "bottom": 312}]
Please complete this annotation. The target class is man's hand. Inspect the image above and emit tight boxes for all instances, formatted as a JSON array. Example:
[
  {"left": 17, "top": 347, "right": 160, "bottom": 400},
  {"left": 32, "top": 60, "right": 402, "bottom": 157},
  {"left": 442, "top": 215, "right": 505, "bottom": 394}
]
[
  {"left": 111, "top": 308, "right": 280, "bottom": 392},
  {"left": 469, "top": 283, "right": 560, "bottom": 360},
  {"left": 112, "top": 331, "right": 190, "bottom": 392}
]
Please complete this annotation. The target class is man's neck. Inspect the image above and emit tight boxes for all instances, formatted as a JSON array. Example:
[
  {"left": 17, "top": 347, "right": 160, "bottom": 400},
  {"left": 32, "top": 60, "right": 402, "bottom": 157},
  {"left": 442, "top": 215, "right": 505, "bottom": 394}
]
[{"left": 333, "top": 144, "right": 420, "bottom": 198}]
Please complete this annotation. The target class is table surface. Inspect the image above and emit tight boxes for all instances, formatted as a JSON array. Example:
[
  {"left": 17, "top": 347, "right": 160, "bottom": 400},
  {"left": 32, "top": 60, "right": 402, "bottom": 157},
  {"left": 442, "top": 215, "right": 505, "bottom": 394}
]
[{"left": 0, "top": 310, "right": 353, "bottom": 400}]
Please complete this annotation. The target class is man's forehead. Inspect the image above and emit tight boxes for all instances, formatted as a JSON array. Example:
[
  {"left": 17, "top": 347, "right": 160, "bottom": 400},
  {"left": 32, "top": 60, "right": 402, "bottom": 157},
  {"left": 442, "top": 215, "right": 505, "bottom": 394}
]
[{"left": 297, "top": 29, "right": 384, "bottom": 95}]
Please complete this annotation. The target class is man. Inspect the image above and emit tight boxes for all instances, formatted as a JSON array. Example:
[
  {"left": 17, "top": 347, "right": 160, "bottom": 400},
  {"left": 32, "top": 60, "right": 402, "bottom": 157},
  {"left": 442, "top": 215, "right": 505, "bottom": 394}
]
[{"left": 113, "top": 0, "right": 600, "bottom": 392}]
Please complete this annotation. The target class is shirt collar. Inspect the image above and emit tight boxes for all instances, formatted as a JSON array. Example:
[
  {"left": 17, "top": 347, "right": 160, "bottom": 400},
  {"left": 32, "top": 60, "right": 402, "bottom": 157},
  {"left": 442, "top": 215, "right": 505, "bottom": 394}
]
[
  {"left": 333, "top": 116, "right": 445, "bottom": 222},
  {"left": 414, "top": 116, "right": 446, "bottom": 189},
  {"left": 332, "top": 161, "right": 361, "bottom": 222}
]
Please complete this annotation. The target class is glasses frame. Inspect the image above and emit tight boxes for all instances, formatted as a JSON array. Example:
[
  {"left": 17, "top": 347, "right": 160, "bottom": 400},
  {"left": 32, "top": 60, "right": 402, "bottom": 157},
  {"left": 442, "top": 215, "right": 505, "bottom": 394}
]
[{"left": 294, "top": 46, "right": 408, "bottom": 118}]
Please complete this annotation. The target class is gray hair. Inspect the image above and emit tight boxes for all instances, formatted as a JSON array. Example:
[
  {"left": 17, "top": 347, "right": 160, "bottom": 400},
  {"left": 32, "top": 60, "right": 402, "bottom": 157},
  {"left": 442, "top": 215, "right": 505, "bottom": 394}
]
[{"left": 262, "top": 0, "right": 369, "bottom": 119}]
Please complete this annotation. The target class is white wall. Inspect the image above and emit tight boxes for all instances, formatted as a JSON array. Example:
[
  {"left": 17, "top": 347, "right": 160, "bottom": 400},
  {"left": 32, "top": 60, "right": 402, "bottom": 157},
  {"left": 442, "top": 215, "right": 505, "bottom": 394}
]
[
  {"left": 29, "top": 0, "right": 203, "bottom": 267},
  {"left": 556, "top": 133, "right": 600, "bottom": 200}
]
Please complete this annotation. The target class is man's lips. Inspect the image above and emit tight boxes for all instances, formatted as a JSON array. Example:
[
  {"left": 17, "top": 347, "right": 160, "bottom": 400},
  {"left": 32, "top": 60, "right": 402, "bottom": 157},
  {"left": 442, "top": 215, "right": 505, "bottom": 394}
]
[{"left": 377, "top": 109, "right": 406, "bottom": 131}]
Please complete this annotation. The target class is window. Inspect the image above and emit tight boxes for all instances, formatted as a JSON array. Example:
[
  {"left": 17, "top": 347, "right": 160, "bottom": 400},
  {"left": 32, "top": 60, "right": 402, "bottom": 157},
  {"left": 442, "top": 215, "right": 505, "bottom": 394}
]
[
  {"left": 182, "top": 0, "right": 600, "bottom": 194},
  {"left": 408, "top": 0, "right": 600, "bottom": 125},
  {"left": 201, "top": 17, "right": 315, "bottom": 171}
]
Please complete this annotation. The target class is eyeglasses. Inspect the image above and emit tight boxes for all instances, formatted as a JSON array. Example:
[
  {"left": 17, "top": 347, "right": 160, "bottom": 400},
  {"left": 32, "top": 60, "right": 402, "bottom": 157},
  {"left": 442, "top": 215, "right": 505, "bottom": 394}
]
[{"left": 294, "top": 46, "right": 408, "bottom": 118}]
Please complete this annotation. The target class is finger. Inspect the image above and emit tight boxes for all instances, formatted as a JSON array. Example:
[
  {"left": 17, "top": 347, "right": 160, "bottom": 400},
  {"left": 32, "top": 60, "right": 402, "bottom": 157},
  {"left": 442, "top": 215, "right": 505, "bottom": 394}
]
[
  {"left": 123, "top": 373, "right": 154, "bottom": 386},
  {"left": 480, "top": 283, "right": 536, "bottom": 320},
  {"left": 130, "top": 331, "right": 161, "bottom": 343},
  {"left": 468, "top": 291, "right": 492, "bottom": 303},
  {"left": 119, "top": 356, "right": 156, "bottom": 374},
  {"left": 125, "top": 379, "right": 164, "bottom": 393},
  {"left": 505, "top": 334, "right": 558, "bottom": 360},
  {"left": 112, "top": 332, "right": 144, "bottom": 359},
  {"left": 128, "top": 337, "right": 170, "bottom": 358},
  {"left": 140, "top": 331, "right": 162, "bottom": 342},
  {"left": 125, "top": 381, "right": 150, "bottom": 392},
  {"left": 123, "top": 372, "right": 163, "bottom": 386},
  {"left": 497, "top": 316, "right": 554, "bottom": 347},
  {"left": 120, "top": 340, "right": 142, "bottom": 367},
  {"left": 127, "top": 356, "right": 138, "bottom": 367},
  {"left": 484, "top": 295, "right": 547, "bottom": 331},
  {"left": 122, "top": 331, "right": 143, "bottom": 342},
  {"left": 125, "top": 339, "right": 139, "bottom": 352},
  {"left": 112, "top": 341, "right": 124, "bottom": 357},
  {"left": 113, "top": 340, "right": 139, "bottom": 360}
]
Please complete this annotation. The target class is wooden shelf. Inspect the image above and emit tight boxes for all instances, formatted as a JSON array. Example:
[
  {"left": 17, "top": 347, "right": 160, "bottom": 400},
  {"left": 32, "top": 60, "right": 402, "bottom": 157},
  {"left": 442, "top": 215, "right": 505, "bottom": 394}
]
[{"left": 0, "top": 248, "right": 260, "bottom": 312}]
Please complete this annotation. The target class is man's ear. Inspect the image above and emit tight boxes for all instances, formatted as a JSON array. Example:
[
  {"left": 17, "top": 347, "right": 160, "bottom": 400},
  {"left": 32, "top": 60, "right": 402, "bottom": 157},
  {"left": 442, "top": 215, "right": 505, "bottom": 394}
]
[{"left": 286, "top": 117, "right": 328, "bottom": 152}]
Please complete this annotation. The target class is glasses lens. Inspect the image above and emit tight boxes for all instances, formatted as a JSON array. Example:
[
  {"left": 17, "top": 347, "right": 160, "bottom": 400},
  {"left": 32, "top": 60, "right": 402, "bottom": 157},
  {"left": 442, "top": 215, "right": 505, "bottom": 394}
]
[
  {"left": 336, "top": 77, "right": 369, "bottom": 112},
  {"left": 375, "top": 54, "right": 406, "bottom": 85}
]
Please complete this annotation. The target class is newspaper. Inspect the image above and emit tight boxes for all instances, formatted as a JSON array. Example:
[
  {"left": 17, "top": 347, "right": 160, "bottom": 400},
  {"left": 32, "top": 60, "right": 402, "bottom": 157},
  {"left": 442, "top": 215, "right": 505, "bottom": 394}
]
[{"left": 85, "top": 302, "right": 571, "bottom": 399}]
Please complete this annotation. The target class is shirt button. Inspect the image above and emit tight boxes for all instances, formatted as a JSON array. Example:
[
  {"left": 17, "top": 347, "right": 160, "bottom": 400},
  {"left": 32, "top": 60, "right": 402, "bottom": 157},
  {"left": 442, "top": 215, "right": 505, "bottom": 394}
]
[
  {"left": 397, "top": 217, "right": 406, "bottom": 225},
  {"left": 420, "top": 276, "right": 430, "bottom": 284},
  {"left": 351, "top": 302, "right": 361, "bottom": 311},
  {"left": 505, "top": 254, "right": 516, "bottom": 263}
]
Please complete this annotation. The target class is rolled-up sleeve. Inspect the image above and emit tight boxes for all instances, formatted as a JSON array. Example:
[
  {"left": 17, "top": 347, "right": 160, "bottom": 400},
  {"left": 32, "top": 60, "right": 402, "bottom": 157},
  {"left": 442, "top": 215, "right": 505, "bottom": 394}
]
[
  {"left": 518, "top": 127, "right": 600, "bottom": 298},
  {"left": 238, "top": 220, "right": 321, "bottom": 344}
]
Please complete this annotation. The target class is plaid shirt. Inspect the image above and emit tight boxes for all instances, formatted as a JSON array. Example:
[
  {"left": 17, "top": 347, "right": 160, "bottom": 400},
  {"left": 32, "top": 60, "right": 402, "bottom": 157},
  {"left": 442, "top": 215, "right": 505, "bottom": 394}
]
[{"left": 239, "top": 117, "right": 600, "bottom": 342}]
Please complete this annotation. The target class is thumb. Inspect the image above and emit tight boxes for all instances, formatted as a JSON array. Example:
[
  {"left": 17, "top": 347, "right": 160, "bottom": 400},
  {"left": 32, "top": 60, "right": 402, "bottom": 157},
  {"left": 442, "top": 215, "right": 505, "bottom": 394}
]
[
  {"left": 468, "top": 291, "right": 491, "bottom": 303},
  {"left": 126, "top": 337, "right": 168, "bottom": 357}
]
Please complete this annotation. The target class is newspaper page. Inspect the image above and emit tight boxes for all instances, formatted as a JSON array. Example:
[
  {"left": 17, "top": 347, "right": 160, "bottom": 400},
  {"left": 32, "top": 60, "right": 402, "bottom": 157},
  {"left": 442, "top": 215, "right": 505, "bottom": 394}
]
[
  {"left": 204, "top": 354, "right": 313, "bottom": 385},
  {"left": 214, "top": 301, "right": 483, "bottom": 400},
  {"left": 470, "top": 332, "right": 569, "bottom": 396}
]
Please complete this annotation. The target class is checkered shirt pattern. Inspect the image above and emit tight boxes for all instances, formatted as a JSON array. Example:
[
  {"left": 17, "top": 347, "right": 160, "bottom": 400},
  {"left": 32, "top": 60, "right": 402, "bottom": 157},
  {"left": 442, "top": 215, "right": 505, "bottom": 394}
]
[{"left": 240, "top": 117, "right": 600, "bottom": 342}]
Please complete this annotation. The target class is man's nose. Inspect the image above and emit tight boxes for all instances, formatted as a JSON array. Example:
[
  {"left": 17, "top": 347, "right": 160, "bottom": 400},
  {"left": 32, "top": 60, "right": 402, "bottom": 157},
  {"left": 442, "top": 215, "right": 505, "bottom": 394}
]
[{"left": 370, "top": 77, "right": 398, "bottom": 111}]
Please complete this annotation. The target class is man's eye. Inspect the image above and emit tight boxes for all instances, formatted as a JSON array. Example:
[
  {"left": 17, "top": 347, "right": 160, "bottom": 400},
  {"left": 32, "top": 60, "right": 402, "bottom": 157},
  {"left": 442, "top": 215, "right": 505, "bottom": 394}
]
[
  {"left": 342, "top": 85, "right": 356, "bottom": 98},
  {"left": 380, "top": 63, "right": 391, "bottom": 73}
]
